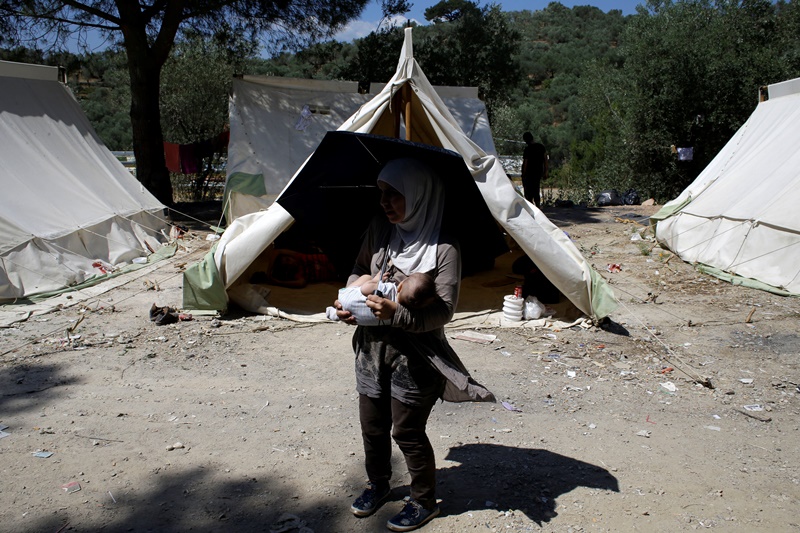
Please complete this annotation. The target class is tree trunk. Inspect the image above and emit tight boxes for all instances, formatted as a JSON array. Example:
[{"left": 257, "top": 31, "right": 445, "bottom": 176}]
[{"left": 127, "top": 55, "right": 173, "bottom": 206}]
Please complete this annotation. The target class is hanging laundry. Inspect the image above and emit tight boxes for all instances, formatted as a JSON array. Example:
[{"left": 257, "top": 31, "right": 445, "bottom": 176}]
[
  {"left": 164, "top": 129, "right": 229, "bottom": 175},
  {"left": 677, "top": 147, "right": 694, "bottom": 161},
  {"left": 164, "top": 142, "right": 181, "bottom": 173},
  {"left": 177, "top": 143, "right": 198, "bottom": 174}
]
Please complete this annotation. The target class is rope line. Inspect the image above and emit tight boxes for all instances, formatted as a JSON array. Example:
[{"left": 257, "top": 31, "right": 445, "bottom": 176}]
[
  {"left": 660, "top": 214, "right": 800, "bottom": 272},
  {"left": 2, "top": 205, "right": 220, "bottom": 299},
  {"left": 166, "top": 205, "right": 220, "bottom": 230},
  {"left": 609, "top": 291, "right": 709, "bottom": 386},
  {"left": 1, "top": 244, "right": 210, "bottom": 358}
]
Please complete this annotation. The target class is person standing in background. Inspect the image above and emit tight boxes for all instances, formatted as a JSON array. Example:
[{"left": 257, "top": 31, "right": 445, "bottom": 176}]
[{"left": 521, "top": 132, "right": 548, "bottom": 207}]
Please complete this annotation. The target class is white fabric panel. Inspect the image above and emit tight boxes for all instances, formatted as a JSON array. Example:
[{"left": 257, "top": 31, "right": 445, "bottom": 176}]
[
  {"left": 244, "top": 75, "right": 358, "bottom": 93},
  {"left": 379, "top": 49, "right": 595, "bottom": 315},
  {"left": 0, "top": 67, "right": 167, "bottom": 300},
  {"left": 656, "top": 79, "right": 800, "bottom": 294},
  {"left": 767, "top": 77, "right": 800, "bottom": 100},
  {"left": 0, "top": 59, "right": 59, "bottom": 81},
  {"left": 215, "top": 203, "right": 295, "bottom": 288},
  {"left": 228, "top": 191, "right": 273, "bottom": 221},
  {"left": 227, "top": 79, "right": 373, "bottom": 197}
]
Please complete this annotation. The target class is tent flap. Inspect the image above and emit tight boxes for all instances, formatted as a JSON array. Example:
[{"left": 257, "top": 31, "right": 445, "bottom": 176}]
[{"left": 182, "top": 247, "right": 228, "bottom": 311}]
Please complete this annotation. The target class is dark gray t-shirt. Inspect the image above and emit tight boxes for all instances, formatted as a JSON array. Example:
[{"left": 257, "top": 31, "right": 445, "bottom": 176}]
[{"left": 348, "top": 217, "right": 494, "bottom": 405}]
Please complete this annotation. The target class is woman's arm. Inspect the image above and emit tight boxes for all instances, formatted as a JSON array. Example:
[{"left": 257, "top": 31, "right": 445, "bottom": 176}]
[
  {"left": 336, "top": 217, "right": 388, "bottom": 324},
  {"left": 390, "top": 241, "right": 461, "bottom": 333}
]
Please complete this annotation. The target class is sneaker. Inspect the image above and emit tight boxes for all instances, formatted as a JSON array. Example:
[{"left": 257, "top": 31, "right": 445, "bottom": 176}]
[
  {"left": 386, "top": 498, "right": 440, "bottom": 532},
  {"left": 350, "top": 481, "right": 391, "bottom": 517}
]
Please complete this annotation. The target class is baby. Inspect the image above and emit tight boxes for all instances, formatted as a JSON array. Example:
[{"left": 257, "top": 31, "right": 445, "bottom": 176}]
[{"left": 326, "top": 272, "right": 438, "bottom": 325}]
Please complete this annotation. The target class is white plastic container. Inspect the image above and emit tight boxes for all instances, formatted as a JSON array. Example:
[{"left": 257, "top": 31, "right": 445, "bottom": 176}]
[{"left": 503, "top": 295, "right": 524, "bottom": 321}]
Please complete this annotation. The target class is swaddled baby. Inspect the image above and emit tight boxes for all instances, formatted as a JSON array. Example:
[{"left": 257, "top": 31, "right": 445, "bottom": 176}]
[{"left": 326, "top": 272, "right": 437, "bottom": 325}]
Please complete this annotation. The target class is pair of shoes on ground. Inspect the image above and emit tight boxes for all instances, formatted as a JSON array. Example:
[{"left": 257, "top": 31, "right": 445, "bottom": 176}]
[{"left": 351, "top": 482, "right": 440, "bottom": 531}]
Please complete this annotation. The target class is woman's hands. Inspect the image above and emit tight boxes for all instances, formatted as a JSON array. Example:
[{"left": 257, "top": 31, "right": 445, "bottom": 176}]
[
  {"left": 332, "top": 294, "right": 397, "bottom": 326},
  {"left": 366, "top": 294, "right": 397, "bottom": 321},
  {"left": 333, "top": 300, "right": 357, "bottom": 325}
]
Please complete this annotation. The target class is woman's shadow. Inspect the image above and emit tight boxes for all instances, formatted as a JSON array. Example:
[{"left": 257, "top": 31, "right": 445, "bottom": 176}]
[{"left": 434, "top": 443, "right": 619, "bottom": 524}]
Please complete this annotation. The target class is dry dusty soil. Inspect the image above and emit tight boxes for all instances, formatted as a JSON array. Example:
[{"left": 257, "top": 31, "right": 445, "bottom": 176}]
[{"left": 2, "top": 203, "right": 799, "bottom": 533}]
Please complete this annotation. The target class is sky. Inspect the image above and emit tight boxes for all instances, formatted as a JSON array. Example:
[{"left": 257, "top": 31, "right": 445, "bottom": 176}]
[
  {"left": 333, "top": 1, "right": 643, "bottom": 42},
  {"left": 56, "top": 1, "right": 643, "bottom": 55}
]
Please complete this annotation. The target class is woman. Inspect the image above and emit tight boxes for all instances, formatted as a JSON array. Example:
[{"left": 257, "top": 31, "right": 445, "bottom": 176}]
[{"left": 333, "top": 158, "right": 494, "bottom": 532}]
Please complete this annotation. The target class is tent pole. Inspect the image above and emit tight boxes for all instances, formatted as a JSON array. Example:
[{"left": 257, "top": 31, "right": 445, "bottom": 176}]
[
  {"left": 403, "top": 84, "right": 412, "bottom": 141},
  {"left": 392, "top": 88, "right": 402, "bottom": 138}
]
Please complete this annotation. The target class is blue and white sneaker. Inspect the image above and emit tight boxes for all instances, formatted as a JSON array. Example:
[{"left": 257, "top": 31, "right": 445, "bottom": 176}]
[
  {"left": 386, "top": 497, "right": 440, "bottom": 531},
  {"left": 350, "top": 481, "right": 391, "bottom": 517}
]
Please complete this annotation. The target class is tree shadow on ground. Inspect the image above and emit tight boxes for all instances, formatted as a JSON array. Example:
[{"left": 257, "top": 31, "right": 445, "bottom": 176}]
[
  {"left": 0, "top": 361, "right": 81, "bottom": 416},
  {"left": 24, "top": 467, "right": 365, "bottom": 533},
  {"left": 169, "top": 200, "right": 223, "bottom": 231},
  {"left": 437, "top": 443, "right": 619, "bottom": 524},
  {"left": 542, "top": 206, "right": 607, "bottom": 227}
]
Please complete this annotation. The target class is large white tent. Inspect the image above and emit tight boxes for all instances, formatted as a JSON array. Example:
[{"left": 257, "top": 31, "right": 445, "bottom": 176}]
[
  {"left": 0, "top": 60, "right": 168, "bottom": 301},
  {"left": 652, "top": 77, "right": 800, "bottom": 295},
  {"left": 224, "top": 74, "right": 498, "bottom": 219},
  {"left": 183, "top": 28, "right": 616, "bottom": 321}
]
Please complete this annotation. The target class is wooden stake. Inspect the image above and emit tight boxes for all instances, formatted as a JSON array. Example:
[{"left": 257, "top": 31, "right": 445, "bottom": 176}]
[
  {"left": 403, "top": 84, "right": 412, "bottom": 140},
  {"left": 745, "top": 307, "right": 756, "bottom": 323},
  {"left": 392, "top": 89, "right": 402, "bottom": 138}
]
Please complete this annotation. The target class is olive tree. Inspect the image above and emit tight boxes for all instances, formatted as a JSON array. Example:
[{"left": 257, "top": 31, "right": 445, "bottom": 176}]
[{"left": 578, "top": 0, "right": 792, "bottom": 201}]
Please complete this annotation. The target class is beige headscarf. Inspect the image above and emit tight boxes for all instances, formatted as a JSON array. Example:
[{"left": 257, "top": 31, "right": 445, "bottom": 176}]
[{"left": 377, "top": 158, "right": 445, "bottom": 275}]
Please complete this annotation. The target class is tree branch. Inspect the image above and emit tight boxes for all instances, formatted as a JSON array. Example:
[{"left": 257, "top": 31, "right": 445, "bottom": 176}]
[
  {"left": 62, "top": 0, "right": 121, "bottom": 25},
  {"left": 152, "top": 0, "right": 187, "bottom": 64},
  {"left": 0, "top": 4, "right": 118, "bottom": 30}
]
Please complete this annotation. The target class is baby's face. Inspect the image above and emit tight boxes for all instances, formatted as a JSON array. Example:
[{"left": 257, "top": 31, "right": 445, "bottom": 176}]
[{"left": 396, "top": 279, "right": 408, "bottom": 305}]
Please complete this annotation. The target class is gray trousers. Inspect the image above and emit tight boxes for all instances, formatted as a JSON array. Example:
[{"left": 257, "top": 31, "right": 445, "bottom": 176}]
[{"left": 359, "top": 393, "right": 438, "bottom": 510}]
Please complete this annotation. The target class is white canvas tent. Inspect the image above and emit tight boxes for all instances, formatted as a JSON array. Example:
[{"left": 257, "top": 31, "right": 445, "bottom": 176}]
[
  {"left": 0, "top": 60, "right": 168, "bottom": 301},
  {"left": 183, "top": 28, "right": 616, "bottom": 321},
  {"left": 224, "top": 74, "right": 498, "bottom": 220},
  {"left": 652, "top": 77, "right": 800, "bottom": 295}
]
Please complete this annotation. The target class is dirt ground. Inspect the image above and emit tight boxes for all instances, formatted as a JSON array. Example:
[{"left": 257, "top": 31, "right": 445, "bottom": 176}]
[{"left": 2, "top": 203, "right": 799, "bottom": 533}]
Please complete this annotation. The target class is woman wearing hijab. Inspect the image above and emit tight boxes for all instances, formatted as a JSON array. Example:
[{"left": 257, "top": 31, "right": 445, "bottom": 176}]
[{"left": 332, "top": 158, "right": 494, "bottom": 532}]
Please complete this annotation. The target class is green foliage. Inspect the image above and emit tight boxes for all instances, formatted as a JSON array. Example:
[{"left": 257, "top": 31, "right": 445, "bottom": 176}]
[
  {"left": 252, "top": 40, "right": 353, "bottom": 79},
  {"left": 7, "top": 1, "right": 800, "bottom": 206},
  {"left": 159, "top": 30, "right": 258, "bottom": 201},
  {"left": 334, "top": 27, "right": 406, "bottom": 87},
  {"left": 775, "top": 1, "right": 800, "bottom": 72},
  {"left": 574, "top": 59, "right": 634, "bottom": 196},
  {"left": 258, "top": 0, "right": 522, "bottom": 107},
  {"left": 509, "top": 4, "right": 628, "bottom": 173},
  {"left": 490, "top": 102, "right": 525, "bottom": 155},
  {"left": 73, "top": 50, "right": 132, "bottom": 151},
  {"left": 414, "top": 3, "right": 521, "bottom": 110},
  {"left": 577, "top": 0, "right": 797, "bottom": 202},
  {"left": 0, "top": 46, "right": 47, "bottom": 64},
  {"left": 424, "top": 0, "right": 482, "bottom": 22},
  {"left": 160, "top": 30, "right": 253, "bottom": 144}
]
